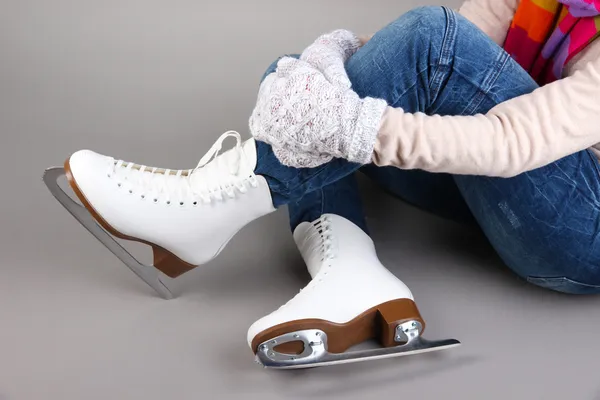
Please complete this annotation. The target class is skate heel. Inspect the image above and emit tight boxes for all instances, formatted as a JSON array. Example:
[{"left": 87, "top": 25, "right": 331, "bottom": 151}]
[
  {"left": 253, "top": 297, "right": 460, "bottom": 369},
  {"left": 376, "top": 299, "right": 425, "bottom": 347},
  {"left": 152, "top": 247, "right": 196, "bottom": 278}
]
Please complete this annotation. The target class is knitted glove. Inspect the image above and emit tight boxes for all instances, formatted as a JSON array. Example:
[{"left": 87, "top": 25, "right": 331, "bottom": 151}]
[
  {"left": 249, "top": 30, "right": 388, "bottom": 168},
  {"left": 299, "top": 29, "right": 363, "bottom": 90}
]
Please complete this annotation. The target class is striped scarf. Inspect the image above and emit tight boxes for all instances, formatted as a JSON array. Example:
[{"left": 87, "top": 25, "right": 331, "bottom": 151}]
[{"left": 504, "top": 0, "right": 600, "bottom": 85}]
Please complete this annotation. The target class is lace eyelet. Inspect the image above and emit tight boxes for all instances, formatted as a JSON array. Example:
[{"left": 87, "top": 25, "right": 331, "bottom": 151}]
[
  {"left": 153, "top": 199, "right": 158, "bottom": 203},
  {"left": 107, "top": 174, "right": 111, "bottom": 178},
  {"left": 129, "top": 190, "right": 133, "bottom": 194},
  {"left": 179, "top": 202, "right": 184, "bottom": 206},
  {"left": 117, "top": 183, "right": 122, "bottom": 188},
  {"left": 193, "top": 201, "right": 198, "bottom": 206},
  {"left": 166, "top": 201, "right": 171, "bottom": 205},
  {"left": 141, "top": 195, "right": 145, "bottom": 199}
]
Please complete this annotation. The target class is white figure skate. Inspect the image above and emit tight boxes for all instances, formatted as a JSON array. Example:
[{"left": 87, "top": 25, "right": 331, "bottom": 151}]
[
  {"left": 43, "top": 131, "right": 275, "bottom": 299},
  {"left": 248, "top": 214, "right": 460, "bottom": 369}
]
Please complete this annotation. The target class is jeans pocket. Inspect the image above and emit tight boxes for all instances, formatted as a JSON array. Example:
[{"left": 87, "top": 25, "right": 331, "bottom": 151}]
[{"left": 526, "top": 276, "right": 600, "bottom": 295}]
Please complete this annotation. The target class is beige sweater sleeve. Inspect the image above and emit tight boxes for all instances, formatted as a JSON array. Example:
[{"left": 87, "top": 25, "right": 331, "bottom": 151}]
[
  {"left": 458, "top": 0, "right": 519, "bottom": 45},
  {"left": 373, "top": 58, "right": 600, "bottom": 177},
  {"left": 372, "top": 0, "right": 600, "bottom": 177}
]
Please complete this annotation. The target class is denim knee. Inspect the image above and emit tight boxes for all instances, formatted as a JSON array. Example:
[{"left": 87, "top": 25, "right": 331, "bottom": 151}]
[
  {"left": 259, "top": 54, "right": 301, "bottom": 84},
  {"left": 348, "top": 5, "right": 449, "bottom": 101},
  {"left": 391, "top": 6, "right": 448, "bottom": 42}
]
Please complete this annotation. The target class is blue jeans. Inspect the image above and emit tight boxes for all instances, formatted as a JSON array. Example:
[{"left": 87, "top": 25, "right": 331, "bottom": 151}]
[{"left": 253, "top": 6, "right": 600, "bottom": 294}]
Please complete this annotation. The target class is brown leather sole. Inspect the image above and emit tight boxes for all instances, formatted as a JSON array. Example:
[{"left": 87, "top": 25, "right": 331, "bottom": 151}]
[
  {"left": 64, "top": 158, "right": 197, "bottom": 278},
  {"left": 251, "top": 298, "right": 425, "bottom": 355}
]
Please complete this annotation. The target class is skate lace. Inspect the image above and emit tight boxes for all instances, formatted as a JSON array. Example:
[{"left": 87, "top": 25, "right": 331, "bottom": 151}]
[
  {"left": 107, "top": 131, "right": 259, "bottom": 205},
  {"left": 312, "top": 216, "right": 336, "bottom": 263},
  {"left": 279, "top": 216, "right": 336, "bottom": 309}
]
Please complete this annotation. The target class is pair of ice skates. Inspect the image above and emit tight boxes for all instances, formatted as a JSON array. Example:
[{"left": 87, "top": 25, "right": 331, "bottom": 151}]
[{"left": 43, "top": 131, "right": 460, "bottom": 369}]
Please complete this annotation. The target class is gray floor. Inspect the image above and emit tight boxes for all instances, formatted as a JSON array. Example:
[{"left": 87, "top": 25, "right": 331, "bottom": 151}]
[{"left": 2, "top": 0, "right": 600, "bottom": 399}]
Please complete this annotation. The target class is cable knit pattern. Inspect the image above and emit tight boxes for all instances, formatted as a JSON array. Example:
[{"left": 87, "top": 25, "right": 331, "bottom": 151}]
[{"left": 249, "top": 30, "right": 388, "bottom": 168}]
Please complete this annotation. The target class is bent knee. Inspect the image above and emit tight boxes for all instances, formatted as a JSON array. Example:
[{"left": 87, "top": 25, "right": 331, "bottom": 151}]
[
  {"left": 393, "top": 6, "right": 448, "bottom": 38},
  {"left": 405, "top": 5, "right": 447, "bottom": 24}
]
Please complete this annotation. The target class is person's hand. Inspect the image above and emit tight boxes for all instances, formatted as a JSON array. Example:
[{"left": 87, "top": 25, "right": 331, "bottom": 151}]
[
  {"left": 249, "top": 30, "right": 388, "bottom": 168},
  {"left": 299, "top": 29, "right": 362, "bottom": 90}
]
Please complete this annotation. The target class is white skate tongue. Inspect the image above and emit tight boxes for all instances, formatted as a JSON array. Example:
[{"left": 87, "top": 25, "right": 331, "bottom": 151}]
[{"left": 189, "top": 135, "right": 257, "bottom": 192}]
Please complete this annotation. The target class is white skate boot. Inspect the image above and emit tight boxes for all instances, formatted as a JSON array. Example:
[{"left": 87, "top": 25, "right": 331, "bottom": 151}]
[
  {"left": 248, "top": 214, "right": 460, "bottom": 369},
  {"left": 43, "top": 131, "right": 275, "bottom": 299}
]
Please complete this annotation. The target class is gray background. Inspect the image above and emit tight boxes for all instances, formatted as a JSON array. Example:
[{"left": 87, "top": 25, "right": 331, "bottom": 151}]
[{"left": 2, "top": 0, "right": 600, "bottom": 399}]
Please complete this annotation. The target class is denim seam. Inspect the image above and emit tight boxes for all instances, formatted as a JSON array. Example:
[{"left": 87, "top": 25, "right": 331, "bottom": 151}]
[
  {"left": 527, "top": 275, "right": 600, "bottom": 289},
  {"left": 389, "top": 66, "right": 430, "bottom": 108},
  {"left": 463, "top": 50, "right": 511, "bottom": 116},
  {"left": 429, "top": 6, "right": 458, "bottom": 100},
  {"left": 293, "top": 165, "right": 332, "bottom": 195},
  {"left": 273, "top": 164, "right": 334, "bottom": 199},
  {"left": 256, "top": 148, "right": 331, "bottom": 199}
]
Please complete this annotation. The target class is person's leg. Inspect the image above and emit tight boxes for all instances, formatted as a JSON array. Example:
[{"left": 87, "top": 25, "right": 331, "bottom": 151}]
[
  {"left": 252, "top": 6, "right": 534, "bottom": 227},
  {"left": 359, "top": 165, "right": 476, "bottom": 224},
  {"left": 453, "top": 152, "right": 600, "bottom": 294},
  {"left": 249, "top": 6, "right": 527, "bottom": 360},
  {"left": 287, "top": 175, "right": 369, "bottom": 234},
  {"left": 342, "top": 6, "right": 535, "bottom": 224},
  {"left": 254, "top": 54, "right": 369, "bottom": 232},
  {"left": 253, "top": 5, "right": 520, "bottom": 229},
  {"left": 66, "top": 6, "right": 541, "bottom": 297},
  {"left": 334, "top": 6, "right": 600, "bottom": 293}
]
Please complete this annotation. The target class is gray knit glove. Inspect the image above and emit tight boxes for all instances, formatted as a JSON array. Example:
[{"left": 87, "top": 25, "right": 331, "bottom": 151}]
[{"left": 249, "top": 30, "right": 388, "bottom": 168}]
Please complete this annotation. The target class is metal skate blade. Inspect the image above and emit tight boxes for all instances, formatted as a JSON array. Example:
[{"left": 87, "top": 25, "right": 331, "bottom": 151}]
[
  {"left": 256, "top": 332, "right": 460, "bottom": 370},
  {"left": 43, "top": 167, "right": 175, "bottom": 300}
]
